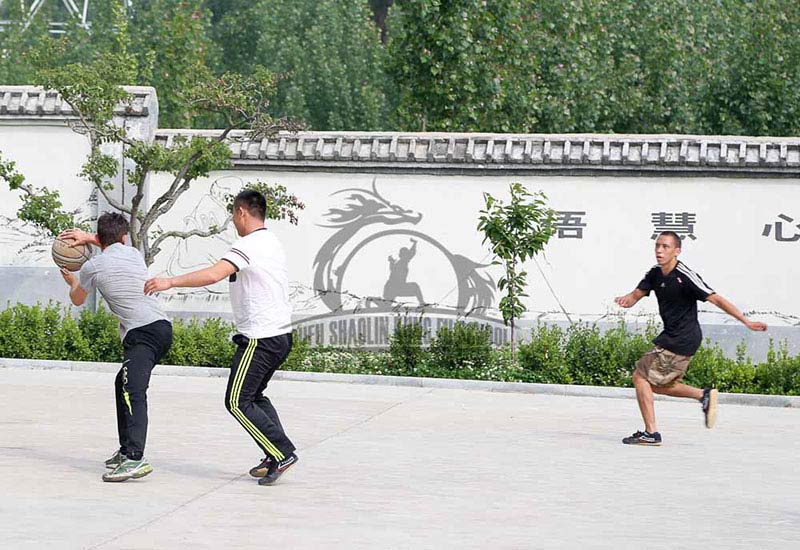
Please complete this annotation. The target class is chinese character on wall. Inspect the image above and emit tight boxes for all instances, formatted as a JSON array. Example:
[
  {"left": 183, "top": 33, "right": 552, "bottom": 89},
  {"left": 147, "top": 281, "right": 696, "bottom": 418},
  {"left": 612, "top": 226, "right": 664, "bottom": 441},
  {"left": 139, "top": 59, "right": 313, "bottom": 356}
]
[
  {"left": 651, "top": 212, "right": 697, "bottom": 240},
  {"left": 762, "top": 214, "right": 800, "bottom": 242},
  {"left": 555, "top": 211, "right": 587, "bottom": 239}
]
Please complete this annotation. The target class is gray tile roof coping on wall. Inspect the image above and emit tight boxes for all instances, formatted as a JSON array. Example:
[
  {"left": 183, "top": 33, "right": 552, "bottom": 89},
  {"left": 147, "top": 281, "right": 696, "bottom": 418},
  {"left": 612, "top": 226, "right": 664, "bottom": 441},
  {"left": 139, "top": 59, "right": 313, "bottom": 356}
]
[
  {"left": 154, "top": 129, "right": 800, "bottom": 175},
  {"left": 0, "top": 85, "right": 155, "bottom": 119}
]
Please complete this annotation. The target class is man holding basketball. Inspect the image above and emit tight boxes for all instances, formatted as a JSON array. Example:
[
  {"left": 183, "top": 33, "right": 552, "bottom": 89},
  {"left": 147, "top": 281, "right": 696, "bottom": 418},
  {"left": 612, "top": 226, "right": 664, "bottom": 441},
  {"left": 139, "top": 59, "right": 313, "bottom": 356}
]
[
  {"left": 615, "top": 231, "right": 767, "bottom": 445},
  {"left": 59, "top": 213, "right": 172, "bottom": 481},
  {"left": 144, "top": 190, "right": 297, "bottom": 486}
]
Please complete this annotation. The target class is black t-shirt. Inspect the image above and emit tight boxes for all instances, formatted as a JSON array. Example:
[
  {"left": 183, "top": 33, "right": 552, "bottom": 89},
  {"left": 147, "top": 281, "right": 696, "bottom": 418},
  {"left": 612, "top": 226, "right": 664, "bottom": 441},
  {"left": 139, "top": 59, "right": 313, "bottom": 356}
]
[{"left": 637, "top": 261, "right": 715, "bottom": 356}]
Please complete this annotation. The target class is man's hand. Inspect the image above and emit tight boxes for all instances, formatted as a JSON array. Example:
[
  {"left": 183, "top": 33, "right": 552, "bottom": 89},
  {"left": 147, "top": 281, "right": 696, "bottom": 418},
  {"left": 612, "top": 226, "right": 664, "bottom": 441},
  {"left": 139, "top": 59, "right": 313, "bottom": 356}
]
[
  {"left": 61, "top": 268, "right": 88, "bottom": 305},
  {"left": 59, "top": 228, "right": 97, "bottom": 247},
  {"left": 144, "top": 278, "right": 173, "bottom": 295},
  {"left": 745, "top": 320, "right": 768, "bottom": 332},
  {"left": 614, "top": 294, "right": 636, "bottom": 308},
  {"left": 59, "top": 267, "right": 78, "bottom": 288}
]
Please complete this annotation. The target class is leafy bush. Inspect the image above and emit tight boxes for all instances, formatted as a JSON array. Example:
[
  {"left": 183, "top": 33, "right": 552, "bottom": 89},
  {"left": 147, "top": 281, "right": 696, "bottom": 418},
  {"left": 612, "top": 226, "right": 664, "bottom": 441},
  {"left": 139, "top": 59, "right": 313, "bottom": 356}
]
[
  {"left": 78, "top": 306, "right": 122, "bottom": 362},
  {"left": 430, "top": 321, "right": 493, "bottom": 373},
  {"left": 388, "top": 318, "right": 426, "bottom": 374},
  {"left": 684, "top": 341, "right": 757, "bottom": 394},
  {"left": 283, "top": 333, "right": 310, "bottom": 371},
  {"left": 3, "top": 303, "right": 800, "bottom": 396},
  {"left": 755, "top": 340, "right": 800, "bottom": 396},
  {"left": 517, "top": 323, "right": 571, "bottom": 383},
  {"left": 165, "top": 317, "right": 235, "bottom": 368},
  {"left": 0, "top": 302, "right": 93, "bottom": 361}
]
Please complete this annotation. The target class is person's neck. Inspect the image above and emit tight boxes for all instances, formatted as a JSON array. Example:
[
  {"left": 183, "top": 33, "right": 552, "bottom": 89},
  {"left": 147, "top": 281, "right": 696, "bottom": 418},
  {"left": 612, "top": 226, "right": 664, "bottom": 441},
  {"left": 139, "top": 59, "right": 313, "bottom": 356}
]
[
  {"left": 660, "top": 258, "right": 678, "bottom": 275},
  {"left": 242, "top": 222, "right": 265, "bottom": 236}
]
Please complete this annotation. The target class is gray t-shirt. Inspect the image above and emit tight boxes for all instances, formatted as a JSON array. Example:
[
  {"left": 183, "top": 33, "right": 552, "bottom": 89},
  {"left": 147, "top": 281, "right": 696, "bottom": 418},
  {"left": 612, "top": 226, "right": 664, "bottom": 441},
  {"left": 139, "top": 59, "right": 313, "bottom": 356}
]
[{"left": 79, "top": 242, "right": 168, "bottom": 339}]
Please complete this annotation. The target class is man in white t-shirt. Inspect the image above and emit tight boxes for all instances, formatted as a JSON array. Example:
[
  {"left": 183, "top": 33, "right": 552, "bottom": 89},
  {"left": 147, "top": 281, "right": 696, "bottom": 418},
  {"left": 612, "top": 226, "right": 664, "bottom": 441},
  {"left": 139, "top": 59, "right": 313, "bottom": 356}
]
[{"left": 145, "top": 190, "right": 297, "bottom": 485}]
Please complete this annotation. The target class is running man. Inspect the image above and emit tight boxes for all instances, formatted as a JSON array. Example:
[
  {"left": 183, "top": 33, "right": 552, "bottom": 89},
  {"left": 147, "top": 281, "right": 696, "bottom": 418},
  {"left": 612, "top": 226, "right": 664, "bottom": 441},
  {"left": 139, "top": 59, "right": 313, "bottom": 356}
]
[
  {"left": 60, "top": 213, "right": 173, "bottom": 481},
  {"left": 614, "top": 231, "right": 767, "bottom": 446},
  {"left": 144, "top": 190, "right": 297, "bottom": 485}
]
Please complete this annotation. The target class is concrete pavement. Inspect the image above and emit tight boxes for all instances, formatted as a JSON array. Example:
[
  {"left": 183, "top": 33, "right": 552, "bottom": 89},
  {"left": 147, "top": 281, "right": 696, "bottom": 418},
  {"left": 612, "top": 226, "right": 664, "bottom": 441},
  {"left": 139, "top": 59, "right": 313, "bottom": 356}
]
[{"left": 0, "top": 367, "right": 798, "bottom": 549}]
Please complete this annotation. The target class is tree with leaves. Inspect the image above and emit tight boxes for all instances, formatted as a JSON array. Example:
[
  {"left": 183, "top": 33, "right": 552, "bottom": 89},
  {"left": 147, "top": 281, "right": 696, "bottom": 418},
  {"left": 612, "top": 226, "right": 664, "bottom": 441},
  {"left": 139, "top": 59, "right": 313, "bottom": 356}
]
[
  {"left": 477, "top": 183, "right": 556, "bottom": 358},
  {"left": 4, "top": 58, "right": 304, "bottom": 266},
  {"left": 211, "top": 0, "right": 388, "bottom": 131},
  {"left": 0, "top": 0, "right": 219, "bottom": 129}
]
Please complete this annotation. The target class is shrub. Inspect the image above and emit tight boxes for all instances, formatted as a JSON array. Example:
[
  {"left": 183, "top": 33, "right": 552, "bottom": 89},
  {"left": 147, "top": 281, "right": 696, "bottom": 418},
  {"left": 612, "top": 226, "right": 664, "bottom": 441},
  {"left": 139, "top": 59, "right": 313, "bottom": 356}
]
[
  {"left": 684, "top": 340, "right": 756, "bottom": 394},
  {"left": 1, "top": 303, "right": 800, "bottom": 396},
  {"left": 388, "top": 318, "right": 425, "bottom": 374},
  {"left": 282, "top": 332, "right": 310, "bottom": 371},
  {"left": 429, "top": 322, "right": 493, "bottom": 374},
  {"left": 78, "top": 306, "right": 122, "bottom": 362},
  {"left": 754, "top": 340, "right": 800, "bottom": 396},
  {"left": 562, "top": 321, "right": 654, "bottom": 387},
  {"left": 517, "top": 323, "right": 571, "bottom": 383},
  {"left": 165, "top": 317, "right": 235, "bottom": 368}
]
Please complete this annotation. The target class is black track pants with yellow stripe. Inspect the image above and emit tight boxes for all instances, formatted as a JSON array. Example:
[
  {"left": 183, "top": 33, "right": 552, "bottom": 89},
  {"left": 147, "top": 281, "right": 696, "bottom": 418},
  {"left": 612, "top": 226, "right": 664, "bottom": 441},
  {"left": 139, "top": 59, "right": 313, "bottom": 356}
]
[
  {"left": 225, "top": 333, "right": 295, "bottom": 460},
  {"left": 116, "top": 320, "right": 173, "bottom": 461}
]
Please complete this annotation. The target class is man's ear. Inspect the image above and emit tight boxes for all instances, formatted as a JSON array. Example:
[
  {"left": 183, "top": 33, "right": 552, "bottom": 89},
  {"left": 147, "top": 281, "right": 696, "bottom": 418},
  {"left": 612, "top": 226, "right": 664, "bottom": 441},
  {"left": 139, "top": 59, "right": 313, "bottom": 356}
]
[{"left": 121, "top": 234, "right": 127, "bottom": 245}]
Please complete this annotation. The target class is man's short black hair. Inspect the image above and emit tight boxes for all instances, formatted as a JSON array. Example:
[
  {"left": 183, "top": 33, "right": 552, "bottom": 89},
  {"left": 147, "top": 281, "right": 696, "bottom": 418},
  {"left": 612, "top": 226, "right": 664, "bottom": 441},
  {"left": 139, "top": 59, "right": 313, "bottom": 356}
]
[
  {"left": 233, "top": 189, "right": 267, "bottom": 220},
  {"left": 659, "top": 230, "right": 682, "bottom": 248},
  {"left": 97, "top": 212, "right": 130, "bottom": 247}
]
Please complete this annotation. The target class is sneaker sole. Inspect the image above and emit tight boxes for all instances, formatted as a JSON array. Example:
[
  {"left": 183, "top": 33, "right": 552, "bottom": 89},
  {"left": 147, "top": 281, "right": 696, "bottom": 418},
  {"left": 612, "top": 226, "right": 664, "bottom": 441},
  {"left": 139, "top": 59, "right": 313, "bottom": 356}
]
[
  {"left": 102, "top": 465, "right": 153, "bottom": 482},
  {"left": 249, "top": 467, "right": 269, "bottom": 478},
  {"left": 258, "top": 461, "right": 297, "bottom": 486},
  {"left": 623, "top": 441, "right": 662, "bottom": 446},
  {"left": 705, "top": 389, "right": 719, "bottom": 428},
  {"left": 131, "top": 465, "right": 153, "bottom": 479}
]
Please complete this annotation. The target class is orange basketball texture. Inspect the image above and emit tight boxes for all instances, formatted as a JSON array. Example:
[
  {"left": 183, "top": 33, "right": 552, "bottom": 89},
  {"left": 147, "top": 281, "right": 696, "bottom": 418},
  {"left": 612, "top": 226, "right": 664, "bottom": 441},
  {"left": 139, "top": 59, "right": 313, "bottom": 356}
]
[{"left": 52, "top": 237, "right": 92, "bottom": 272}]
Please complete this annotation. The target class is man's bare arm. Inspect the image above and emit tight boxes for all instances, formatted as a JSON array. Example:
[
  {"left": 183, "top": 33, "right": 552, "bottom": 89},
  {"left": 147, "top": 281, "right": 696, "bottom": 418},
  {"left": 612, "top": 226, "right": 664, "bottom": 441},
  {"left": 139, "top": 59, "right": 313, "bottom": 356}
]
[
  {"left": 144, "top": 260, "right": 236, "bottom": 294},
  {"left": 707, "top": 293, "right": 767, "bottom": 331},
  {"left": 615, "top": 288, "right": 648, "bottom": 308},
  {"left": 60, "top": 268, "right": 88, "bottom": 306}
]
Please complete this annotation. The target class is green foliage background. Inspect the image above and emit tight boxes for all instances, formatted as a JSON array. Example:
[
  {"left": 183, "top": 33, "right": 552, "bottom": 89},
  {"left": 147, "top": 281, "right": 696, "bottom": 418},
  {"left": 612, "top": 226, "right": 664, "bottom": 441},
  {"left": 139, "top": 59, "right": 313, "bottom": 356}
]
[
  {"left": 2, "top": 0, "right": 800, "bottom": 136},
  {"left": 3, "top": 304, "right": 799, "bottom": 396}
]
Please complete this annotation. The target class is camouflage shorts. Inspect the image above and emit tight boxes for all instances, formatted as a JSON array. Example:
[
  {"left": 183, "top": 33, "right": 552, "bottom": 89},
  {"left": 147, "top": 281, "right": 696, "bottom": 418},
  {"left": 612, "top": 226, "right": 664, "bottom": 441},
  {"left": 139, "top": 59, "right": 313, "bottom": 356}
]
[{"left": 635, "top": 347, "right": 692, "bottom": 387}]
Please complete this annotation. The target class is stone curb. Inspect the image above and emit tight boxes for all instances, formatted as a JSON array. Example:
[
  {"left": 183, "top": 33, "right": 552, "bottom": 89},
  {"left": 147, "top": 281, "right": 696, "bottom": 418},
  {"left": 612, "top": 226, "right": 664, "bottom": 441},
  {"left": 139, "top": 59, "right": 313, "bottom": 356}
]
[{"left": 1, "top": 357, "right": 798, "bottom": 408}]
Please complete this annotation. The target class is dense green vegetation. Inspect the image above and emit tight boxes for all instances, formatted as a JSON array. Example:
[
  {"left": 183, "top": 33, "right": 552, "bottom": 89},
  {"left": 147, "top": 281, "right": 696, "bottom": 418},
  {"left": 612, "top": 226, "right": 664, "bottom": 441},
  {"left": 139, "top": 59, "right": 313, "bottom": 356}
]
[
  {"left": 1, "top": 1, "right": 799, "bottom": 136},
  {"left": 3, "top": 303, "right": 798, "bottom": 396}
]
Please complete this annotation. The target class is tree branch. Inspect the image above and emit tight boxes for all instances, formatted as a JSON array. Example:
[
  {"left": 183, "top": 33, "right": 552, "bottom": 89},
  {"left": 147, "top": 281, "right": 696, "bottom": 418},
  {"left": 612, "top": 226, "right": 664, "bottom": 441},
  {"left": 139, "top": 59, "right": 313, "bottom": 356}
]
[
  {"left": 94, "top": 179, "right": 132, "bottom": 214},
  {"left": 146, "top": 215, "right": 232, "bottom": 265},
  {"left": 141, "top": 126, "right": 235, "bottom": 232}
]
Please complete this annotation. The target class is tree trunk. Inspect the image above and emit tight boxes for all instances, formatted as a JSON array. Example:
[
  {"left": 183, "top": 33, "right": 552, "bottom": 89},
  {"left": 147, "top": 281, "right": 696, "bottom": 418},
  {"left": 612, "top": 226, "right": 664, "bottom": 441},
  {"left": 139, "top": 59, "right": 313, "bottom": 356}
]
[{"left": 511, "top": 316, "right": 516, "bottom": 362}]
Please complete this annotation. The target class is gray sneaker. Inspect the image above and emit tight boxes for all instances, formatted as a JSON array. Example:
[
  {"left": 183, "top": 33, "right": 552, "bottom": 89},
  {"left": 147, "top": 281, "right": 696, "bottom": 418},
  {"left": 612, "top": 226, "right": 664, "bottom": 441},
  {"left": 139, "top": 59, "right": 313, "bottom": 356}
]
[
  {"left": 104, "top": 450, "right": 127, "bottom": 470},
  {"left": 102, "top": 458, "right": 153, "bottom": 482}
]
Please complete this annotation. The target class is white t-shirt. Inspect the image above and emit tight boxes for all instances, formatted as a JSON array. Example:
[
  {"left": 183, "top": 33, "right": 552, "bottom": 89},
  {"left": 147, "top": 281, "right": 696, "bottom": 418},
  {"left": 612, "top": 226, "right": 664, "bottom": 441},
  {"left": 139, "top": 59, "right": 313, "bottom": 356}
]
[{"left": 221, "top": 228, "right": 292, "bottom": 339}]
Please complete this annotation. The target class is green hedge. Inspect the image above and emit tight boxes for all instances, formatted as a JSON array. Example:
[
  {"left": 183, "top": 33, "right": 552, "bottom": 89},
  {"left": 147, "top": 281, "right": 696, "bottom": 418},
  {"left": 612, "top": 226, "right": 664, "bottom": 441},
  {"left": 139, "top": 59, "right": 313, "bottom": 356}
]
[{"left": 1, "top": 304, "right": 799, "bottom": 396}]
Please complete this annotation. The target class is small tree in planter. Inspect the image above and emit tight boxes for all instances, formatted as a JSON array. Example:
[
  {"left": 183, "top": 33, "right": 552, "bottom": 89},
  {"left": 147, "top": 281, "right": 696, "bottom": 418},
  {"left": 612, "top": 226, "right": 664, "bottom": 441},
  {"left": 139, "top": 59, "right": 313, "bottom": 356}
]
[{"left": 477, "top": 182, "right": 556, "bottom": 359}]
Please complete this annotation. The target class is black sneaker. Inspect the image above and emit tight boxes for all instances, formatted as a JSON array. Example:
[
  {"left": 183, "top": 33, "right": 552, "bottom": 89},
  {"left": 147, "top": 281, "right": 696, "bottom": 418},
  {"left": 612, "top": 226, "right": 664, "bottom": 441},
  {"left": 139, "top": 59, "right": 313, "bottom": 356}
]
[
  {"left": 622, "top": 430, "right": 662, "bottom": 446},
  {"left": 258, "top": 453, "right": 298, "bottom": 486},
  {"left": 702, "top": 388, "right": 718, "bottom": 428},
  {"left": 249, "top": 456, "right": 273, "bottom": 478}
]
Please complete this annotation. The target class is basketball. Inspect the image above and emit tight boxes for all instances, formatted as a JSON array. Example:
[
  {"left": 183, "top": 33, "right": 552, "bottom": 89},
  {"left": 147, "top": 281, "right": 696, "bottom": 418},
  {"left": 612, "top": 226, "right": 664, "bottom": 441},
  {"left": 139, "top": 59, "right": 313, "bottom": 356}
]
[{"left": 52, "top": 237, "right": 92, "bottom": 272}]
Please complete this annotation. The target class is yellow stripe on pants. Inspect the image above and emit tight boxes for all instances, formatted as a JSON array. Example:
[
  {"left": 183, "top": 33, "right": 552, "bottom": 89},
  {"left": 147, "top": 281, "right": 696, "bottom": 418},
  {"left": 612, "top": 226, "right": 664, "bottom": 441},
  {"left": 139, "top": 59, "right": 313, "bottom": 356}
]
[{"left": 229, "top": 338, "right": 285, "bottom": 460}]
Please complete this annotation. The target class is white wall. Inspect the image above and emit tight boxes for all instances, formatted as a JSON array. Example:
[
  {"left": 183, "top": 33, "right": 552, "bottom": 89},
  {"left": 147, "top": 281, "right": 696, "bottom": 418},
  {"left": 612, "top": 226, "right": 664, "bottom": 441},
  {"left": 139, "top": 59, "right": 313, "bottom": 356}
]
[
  {"left": 146, "top": 169, "right": 798, "bottom": 355},
  {"left": 0, "top": 124, "right": 94, "bottom": 265}
]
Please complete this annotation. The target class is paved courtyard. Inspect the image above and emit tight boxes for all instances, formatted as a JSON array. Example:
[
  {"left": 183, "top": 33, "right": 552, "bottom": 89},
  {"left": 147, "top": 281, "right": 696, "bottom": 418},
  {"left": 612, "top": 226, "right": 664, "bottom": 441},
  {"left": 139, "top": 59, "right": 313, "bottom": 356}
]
[{"left": 0, "top": 367, "right": 798, "bottom": 550}]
